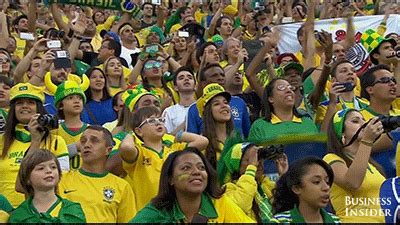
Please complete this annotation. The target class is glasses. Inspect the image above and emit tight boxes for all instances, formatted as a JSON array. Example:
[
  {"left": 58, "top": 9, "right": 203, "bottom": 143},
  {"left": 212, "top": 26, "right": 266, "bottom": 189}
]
[
  {"left": 144, "top": 61, "right": 163, "bottom": 69},
  {"left": 372, "top": 77, "right": 397, "bottom": 86},
  {"left": 138, "top": 117, "right": 165, "bottom": 128},
  {"left": 276, "top": 84, "right": 296, "bottom": 91},
  {"left": 0, "top": 58, "right": 10, "bottom": 64}
]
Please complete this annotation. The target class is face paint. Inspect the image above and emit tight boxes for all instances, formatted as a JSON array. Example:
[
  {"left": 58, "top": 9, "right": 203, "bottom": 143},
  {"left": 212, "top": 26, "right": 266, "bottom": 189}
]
[{"left": 177, "top": 173, "right": 190, "bottom": 181}]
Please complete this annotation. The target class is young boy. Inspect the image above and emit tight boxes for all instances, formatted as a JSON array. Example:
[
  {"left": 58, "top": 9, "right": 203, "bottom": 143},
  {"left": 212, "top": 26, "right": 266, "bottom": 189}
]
[
  {"left": 51, "top": 79, "right": 90, "bottom": 170},
  {"left": 119, "top": 106, "right": 209, "bottom": 211}
]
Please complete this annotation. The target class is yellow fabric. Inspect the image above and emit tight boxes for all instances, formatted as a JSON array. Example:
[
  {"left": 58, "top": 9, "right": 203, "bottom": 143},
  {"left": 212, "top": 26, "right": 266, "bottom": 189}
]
[
  {"left": 220, "top": 60, "right": 250, "bottom": 92},
  {"left": 109, "top": 86, "right": 124, "bottom": 97},
  {"left": 0, "top": 134, "right": 68, "bottom": 207},
  {"left": 391, "top": 98, "right": 400, "bottom": 111},
  {"left": 0, "top": 210, "right": 9, "bottom": 223},
  {"left": 270, "top": 113, "right": 302, "bottom": 124},
  {"left": 103, "top": 120, "right": 118, "bottom": 132},
  {"left": 10, "top": 83, "right": 45, "bottom": 103},
  {"left": 208, "top": 195, "right": 255, "bottom": 223},
  {"left": 315, "top": 98, "right": 369, "bottom": 125},
  {"left": 360, "top": 108, "right": 400, "bottom": 121},
  {"left": 323, "top": 153, "right": 385, "bottom": 223},
  {"left": 91, "top": 33, "right": 103, "bottom": 52},
  {"left": 59, "top": 169, "right": 136, "bottom": 223},
  {"left": 49, "top": 200, "right": 63, "bottom": 217},
  {"left": 122, "top": 139, "right": 187, "bottom": 211},
  {"left": 13, "top": 34, "right": 26, "bottom": 60},
  {"left": 170, "top": 24, "right": 182, "bottom": 35},
  {"left": 194, "top": 10, "right": 207, "bottom": 24},
  {"left": 224, "top": 165, "right": 257, "bottom": 219},
  {"left": 294, "top": 51, "right": 321, "bottom": 67},
  {"left": 53, "top": 124, "right": 86, "bottom": 145},
  {"left": 96, "top": 16, "right": 116, "bottom": 34}
]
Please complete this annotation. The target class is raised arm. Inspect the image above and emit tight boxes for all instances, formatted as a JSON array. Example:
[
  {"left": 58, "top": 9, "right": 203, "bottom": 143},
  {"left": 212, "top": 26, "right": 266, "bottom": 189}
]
[
  {"left": 14, "top": 38, "right": 48, "bottom": 83},
  {"left": 206, "top": 2, "right": 224, "bottom": 38},
  {"left": 0, "top": 11, "right": 8, "bottom": 49},
  {"left": 330, "top": 117, "right": 383, "bottom": 191},
  {"left": 50, "top": 3, "right": 71, "bottom": 34},
  {"left": 27, "top": 0, "right": 37, "bottom": 32},
  {"left": 119, "top": 133, "right": 139, "bottom": 164},
  {"left": 177, "top": 131, "right": 209, "bottom": 150}
]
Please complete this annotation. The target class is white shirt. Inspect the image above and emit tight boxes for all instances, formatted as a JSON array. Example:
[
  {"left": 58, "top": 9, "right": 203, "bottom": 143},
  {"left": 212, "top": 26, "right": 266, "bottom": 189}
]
[
  {"left": 120, "top": 44, "right": 141, "bottom": 69},
  {"left": 162, "top": 104, "right": 190, "bottom": 133}
]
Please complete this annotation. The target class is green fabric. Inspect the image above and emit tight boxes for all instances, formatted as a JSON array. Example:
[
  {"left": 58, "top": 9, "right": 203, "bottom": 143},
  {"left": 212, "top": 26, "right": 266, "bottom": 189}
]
[
  {"left": 269, "top": 206, "right": 340, "bottom": 223},
  {"left": 248, "top": 117, "right": 324, "bottom": 146},
  {"left": 79, "top": 168, "right": 108, "bottom": 178},
  {"left": 15, "top": 123, "right": 31, "bottom": 143},
  {"left": 131, "top": 193, "right": 218, "bottom": 223},
  {"left": 74, "top": 60, "right": 90, "bottom": 76},
  {"left": 165, "top": 9, "right": 181, "bottom": 34},
  {"left": 0, "top": 194, "right": 13, "bottom": 213},
  {"left": 217, "top": 131, "right": 244, "bottom": 185},
  {"left": 255, "top": 186, "right": 273, "bottom": 222},
  {"left": 8, "top": 195, "right": 86, "bottom": 223},
  {"left": 333, "top": 108, "right": 352, "bottom": 140}
]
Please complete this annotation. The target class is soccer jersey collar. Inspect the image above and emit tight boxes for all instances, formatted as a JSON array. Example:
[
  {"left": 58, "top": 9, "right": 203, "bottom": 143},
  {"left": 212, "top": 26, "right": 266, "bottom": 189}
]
[
  {"left": 271, "top": 113, "right": 302, "bottom": 124},
  {"left": 171, "top": 193, "right": 218, "bottom": 222},
  {"left": 290, "top": 205, "right": 336, "bottom": 223}
]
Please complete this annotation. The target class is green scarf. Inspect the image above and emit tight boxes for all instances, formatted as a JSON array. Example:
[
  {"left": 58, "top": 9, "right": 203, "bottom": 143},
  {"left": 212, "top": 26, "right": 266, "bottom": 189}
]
[
  {"left": 255, "top": 186, "right": 273, "bottom": 222},
  {"left": 15, "top": 123, "right": 31, "bottom": 143}
]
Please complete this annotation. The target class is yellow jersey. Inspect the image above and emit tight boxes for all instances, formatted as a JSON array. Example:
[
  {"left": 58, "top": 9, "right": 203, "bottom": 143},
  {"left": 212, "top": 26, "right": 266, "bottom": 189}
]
[
  {"left": 13, "top": 34, "right": 26, "bottom": 60},
  {"left": 0, "top": 133, "right": 68, "bottom": 207},
  {"left": 59, "top": 169, "right": 136, "bottom": 223},
  {"left": 323, "top": 153, "right": 385, "bottom": 223},
  {"left": 122, "top": 140, "right": 187, "bottom": 211}
]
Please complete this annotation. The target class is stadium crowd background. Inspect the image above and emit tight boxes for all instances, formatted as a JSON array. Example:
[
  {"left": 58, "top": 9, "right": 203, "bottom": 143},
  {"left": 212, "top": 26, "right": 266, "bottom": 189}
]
[{"left": 1, "top": 0, "right": 400, "bottom": 223}]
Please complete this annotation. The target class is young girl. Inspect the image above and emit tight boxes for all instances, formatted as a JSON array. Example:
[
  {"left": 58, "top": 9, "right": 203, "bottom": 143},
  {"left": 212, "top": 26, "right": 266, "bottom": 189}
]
[
  {"left": 271, "top": 156, "right": 340, "bottom": 223},
  {"left": 119, "top": 106, "right": 209, "bottom": 211},
  {"left": 198, "top": 83, "right": 234, "bottom": 168},
  {"left": 104, "top": 56, "right": 127, "bottom": 96},
  {"left": 8, "top": 149, "right": 85, "bottom": 223},
  {"left": 84, "top": 67, "right": 117, "bottom": 125},
  {"left": 324, "top": 109, "right": 388, "bottom": 223},
  {"left": 0, "top": 83, "right": 69, "bottom": 207},
  {"left": 131, "top": 147, "right": 254, "bottom": 223}
]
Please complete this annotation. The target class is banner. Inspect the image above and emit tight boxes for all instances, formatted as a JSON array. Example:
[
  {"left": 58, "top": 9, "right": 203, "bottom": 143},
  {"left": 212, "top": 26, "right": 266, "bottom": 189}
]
[
  {"left": 48, "top": 0, "right": 122, "bottom": 10},
  {"left": 278, "top": 15, "right": 400, "bottom": 72}
]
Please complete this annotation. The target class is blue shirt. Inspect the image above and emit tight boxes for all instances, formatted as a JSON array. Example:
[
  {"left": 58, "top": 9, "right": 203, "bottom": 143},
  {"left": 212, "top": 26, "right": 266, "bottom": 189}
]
[
  {"left": 84, "top": 98, "right": 117, "bottom": 125},
  {"left": 186, "top": 96, "right": 250, "bottom": 137}
]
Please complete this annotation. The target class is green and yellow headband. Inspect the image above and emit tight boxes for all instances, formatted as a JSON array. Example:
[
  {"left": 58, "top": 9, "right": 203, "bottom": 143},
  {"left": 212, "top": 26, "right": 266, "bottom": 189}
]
[{"left": 333, "top": 108, "right": 353, "bottom": 140}]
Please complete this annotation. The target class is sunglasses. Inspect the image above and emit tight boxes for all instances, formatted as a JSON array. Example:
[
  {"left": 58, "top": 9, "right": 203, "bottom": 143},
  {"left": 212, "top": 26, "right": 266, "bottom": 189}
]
[
  {"left": 144, "top": 61, "right": 163, "bottom": 69},
  {"left": 138, "top": 117, "right": 165, "bottom": 128},
  {"left": 372, "top": 77, "right": 397, "bottom": 86},
  {"left": 276, "top": 84, "right": 296, "bottom": 91}
]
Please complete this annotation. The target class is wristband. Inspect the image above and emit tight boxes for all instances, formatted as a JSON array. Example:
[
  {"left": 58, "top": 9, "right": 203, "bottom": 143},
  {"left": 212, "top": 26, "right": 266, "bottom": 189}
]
[
  {"left": 67, "top": 29, "right": 74, "bottom": 38},
  {"left": 360, "top": 139, "right": 374, "bottom": 147},
  {"left": 165, "top": 55, "right": 171, "bottom": 61},
  {"left": 73, "top": 35, "right": 83, "bottom": 40}
]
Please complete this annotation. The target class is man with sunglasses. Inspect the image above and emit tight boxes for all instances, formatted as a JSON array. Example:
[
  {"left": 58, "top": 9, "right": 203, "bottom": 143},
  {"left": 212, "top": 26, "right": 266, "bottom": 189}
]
[
  {"left": 359, "top": 64, "right": 400, "bottom": 178},
  {"left": 119, "top": 23, "right": 141, "bottom": 70}
]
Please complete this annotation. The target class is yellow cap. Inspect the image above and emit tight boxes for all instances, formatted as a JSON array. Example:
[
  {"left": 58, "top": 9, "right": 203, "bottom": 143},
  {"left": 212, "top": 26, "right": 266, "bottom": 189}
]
[
  {"left": 196, "top": 83, "right": 231, "bottom": 117},
  {"left": 10, "top": 83, "right": 45, "bottom": 103}
]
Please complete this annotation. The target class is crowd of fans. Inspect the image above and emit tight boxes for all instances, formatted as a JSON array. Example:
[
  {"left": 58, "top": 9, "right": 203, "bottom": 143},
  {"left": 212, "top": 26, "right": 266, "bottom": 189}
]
[{"left": 1, "top": 0, "right": 400, "bottom": 223}]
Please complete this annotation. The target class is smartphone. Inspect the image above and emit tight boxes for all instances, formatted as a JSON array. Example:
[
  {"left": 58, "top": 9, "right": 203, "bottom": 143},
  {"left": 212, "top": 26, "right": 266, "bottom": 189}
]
[
  {"left": 145, "top": 45, "right": 159, "bottom": 56},
  {"left": 47, "top": 40, "right": 62, "bottom": 49},
  {"left": 54, "top": 50, "right": 71, "bottom": 69},
  {"left": 178, "top": 31, "right": 189, "bottom": 38},
  {"left": 151, "top": 0, "right": 161, "bottom": 5},
  {"left": 334, "top": 82, "right": 354, "bottom": 93},
  {"left": 20, "top": 32, "right": 35, "bottom": 41}
]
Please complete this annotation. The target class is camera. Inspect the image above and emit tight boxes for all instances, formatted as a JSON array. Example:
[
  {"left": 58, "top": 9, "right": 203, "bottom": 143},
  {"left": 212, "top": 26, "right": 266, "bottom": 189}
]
[
  {"left": 258, "top": 144, "right": 284, "bottom": 160},
  {"left": 394, "top": 46, "right": 400, "bottom": 58},
  {"left": 37, "top": 114, "right": 59, "bottom": 131},
  {"left": 48, "top": 29, "right": 65, "bottom": 39},
  {"left": 378, "top": 115, "right": 400, "bottom": 132}
]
